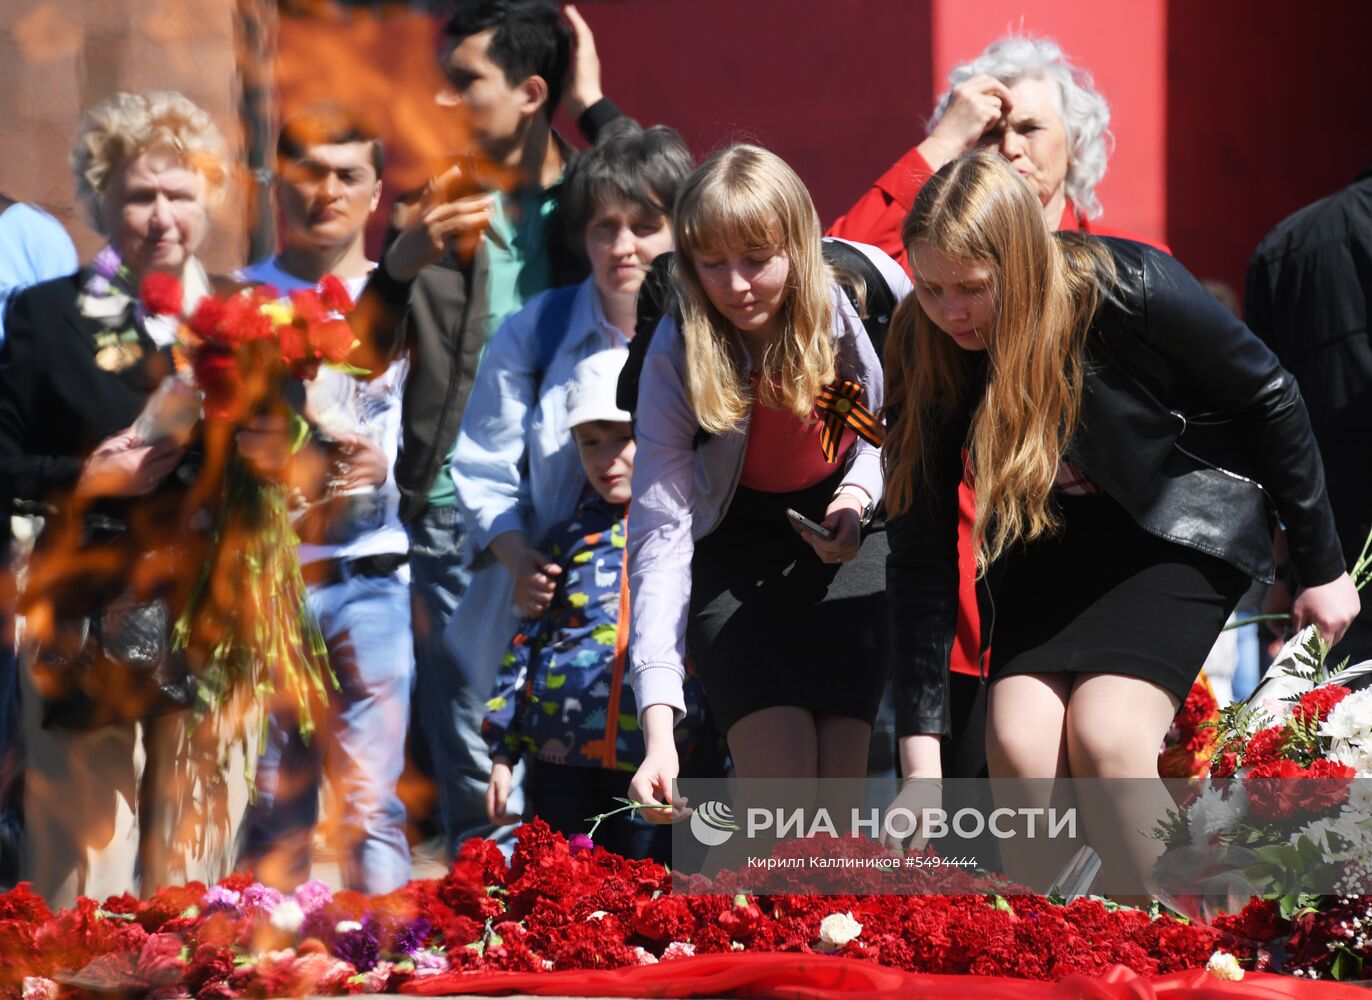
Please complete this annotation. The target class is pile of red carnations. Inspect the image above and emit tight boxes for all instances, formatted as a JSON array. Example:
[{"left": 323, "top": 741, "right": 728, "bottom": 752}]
[{"left": 0, "top": 819, "right": 1288, "bottom": 999}]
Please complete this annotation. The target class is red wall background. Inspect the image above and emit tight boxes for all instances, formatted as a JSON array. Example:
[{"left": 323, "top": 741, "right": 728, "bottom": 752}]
[
  {"left": 1164, "top": 0, "right": 1372, "bottom": 296},
  {"left": 276, "top": 0, "right": 1372, "bottom": 307}
]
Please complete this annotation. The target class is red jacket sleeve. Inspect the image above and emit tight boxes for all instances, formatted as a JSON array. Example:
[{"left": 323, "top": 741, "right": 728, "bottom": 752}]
[{"left": 825, "top": 145, "right": 935, "bottom": 275}]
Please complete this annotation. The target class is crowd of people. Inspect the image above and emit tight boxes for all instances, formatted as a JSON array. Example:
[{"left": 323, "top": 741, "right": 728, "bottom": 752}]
[{"left": 0, "top": 0, "right": 1366, "bottom": 908}]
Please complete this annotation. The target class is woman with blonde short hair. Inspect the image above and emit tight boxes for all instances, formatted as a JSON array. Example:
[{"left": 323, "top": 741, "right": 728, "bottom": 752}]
[
  {"left": 625, "top": 145, "right": 911, "bottom": 814},
  {"left": 0, "top": 90, "right": 263, "bottom": 905}
]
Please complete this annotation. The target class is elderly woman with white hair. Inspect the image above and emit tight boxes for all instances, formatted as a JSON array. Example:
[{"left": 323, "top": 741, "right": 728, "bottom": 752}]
[
  {"left": 0, "top": 90, "right": 275, "bottom": 905},
  {"left": 830, "top": 34, "right": 1115, "bottom": 270}
]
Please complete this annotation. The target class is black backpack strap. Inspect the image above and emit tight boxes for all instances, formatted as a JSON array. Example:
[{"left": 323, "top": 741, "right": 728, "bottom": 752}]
[
  {"left": 616, "top": 250, "right": 712, "bottom": 449},
  {"left": 822, "top": 238, "right": 897, "bottom": 360},
  {"left": 617, "top": 250, "right": 676, "bottom": 414}
]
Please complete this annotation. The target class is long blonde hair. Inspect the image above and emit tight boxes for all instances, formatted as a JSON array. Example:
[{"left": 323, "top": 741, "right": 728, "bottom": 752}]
[
  {"left": 883, "top": 153, "right": 1115, "bottom": 571},
  {"left": 673, "top": 145, "right": 836, "bottom": 433}
]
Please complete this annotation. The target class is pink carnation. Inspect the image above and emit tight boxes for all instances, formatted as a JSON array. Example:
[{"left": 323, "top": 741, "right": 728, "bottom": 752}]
[
  {"left": 292, "top": 880, "right": 333, "bottom": 914},
  {"left": 346, "top": 960, "right": 393, "bottom": 994},
  {"left": 241, "top": 884, "right": 284, "bottom": 914}
]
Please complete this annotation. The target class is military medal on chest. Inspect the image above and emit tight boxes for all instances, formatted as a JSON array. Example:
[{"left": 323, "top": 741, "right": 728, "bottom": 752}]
[{"left": 93, "top": 329, "right": 145, "bottom": 372}]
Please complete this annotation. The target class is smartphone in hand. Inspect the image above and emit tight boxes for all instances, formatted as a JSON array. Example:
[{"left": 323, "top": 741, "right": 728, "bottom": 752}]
[{"left": 786, "top": 507, "right": 834, "bottom": 541}]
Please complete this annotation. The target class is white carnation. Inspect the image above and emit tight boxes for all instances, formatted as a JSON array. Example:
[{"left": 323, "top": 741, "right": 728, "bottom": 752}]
[
  {"left": 1347, "top": 780, "right": 1372, "bottom": 815},
  {"left": 817, "top": 911, "right": 863, "bottom": 951},
  {"left": 1187, "top": 781, "right": 1247, "bottom": 843},
  {"left": 1206, "top": 951, "right": 1244, "bottom": 981},
  {"left": 1320, "top": 689, "right": 1372, "bottom": 743},
  {"left": 270, "top": 899, "right": 305, "bottom": 934},
  {"left": 1329, "top": 741, "right": 1372, "bottom": 776}
]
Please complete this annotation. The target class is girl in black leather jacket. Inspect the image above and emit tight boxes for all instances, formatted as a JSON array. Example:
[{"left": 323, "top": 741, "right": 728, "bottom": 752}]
[{"left": 882, "top": 154, "right": 1358, "bottom": 893}]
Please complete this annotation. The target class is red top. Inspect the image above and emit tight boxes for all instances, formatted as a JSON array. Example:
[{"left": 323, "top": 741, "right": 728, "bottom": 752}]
[
  {"left": 740, "top": 397, "right": 851, "bottom": 493},
  {"left": 826, "top": 144, "right": 1169, "bottom": 680}
]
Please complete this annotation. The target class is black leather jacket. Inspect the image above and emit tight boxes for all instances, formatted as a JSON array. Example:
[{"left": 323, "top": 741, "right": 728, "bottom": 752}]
[{"left": 887, "top": 237, "right": 1345, "bottom": 738}]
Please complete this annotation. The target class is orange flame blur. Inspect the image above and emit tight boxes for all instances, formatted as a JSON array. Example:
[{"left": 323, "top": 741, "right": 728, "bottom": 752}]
[{"left": 5, "top": 0, "right": 512, "bottom": 902}]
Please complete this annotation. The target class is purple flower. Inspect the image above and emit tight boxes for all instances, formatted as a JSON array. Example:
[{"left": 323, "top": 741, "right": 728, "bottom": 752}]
[
  {"left": 392, "top": 916, "right": 432, "bottom": 957},
  {"left": 568, "top": 833, "right": 594, "bottom": 857},
  {"left": 332, "top": 924, "right": 380, "bottom": 973},
  {"left": 291, "top": 879, "right": 332, "bottom": 914},
  {"left": 241, "top": 884, "right": 284, "bottom": 915},
  {"left": 300, "top": 907, "right": 338, "bottom": 945},
  {"left": 410, "top": 950, "right": 449, "bottom": 977},
  {"left": 200, "top": 886, "right": 242, "bottom": 915}
]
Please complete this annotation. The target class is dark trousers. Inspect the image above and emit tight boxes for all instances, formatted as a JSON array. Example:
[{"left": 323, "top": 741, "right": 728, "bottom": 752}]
[{"left": 527, "top": 759, "right": 671, "bottom": 865}]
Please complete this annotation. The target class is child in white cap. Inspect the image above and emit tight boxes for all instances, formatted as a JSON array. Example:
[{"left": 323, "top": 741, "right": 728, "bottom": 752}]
[{"left": 481, "top": 351, "right": 708, "bottom": 860}]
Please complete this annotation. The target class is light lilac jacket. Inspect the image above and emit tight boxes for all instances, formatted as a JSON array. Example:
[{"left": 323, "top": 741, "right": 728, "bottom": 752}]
[{"left": 627, "top": 239, "right": 911, "bottom": 722}]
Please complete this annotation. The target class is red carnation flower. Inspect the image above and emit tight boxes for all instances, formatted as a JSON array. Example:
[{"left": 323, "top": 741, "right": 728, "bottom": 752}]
[
  {"left": 319, "top": 274, "right": 355, "bottom": 314},
  {"left": 278, "top": 323, "right": 309, "bottom": 366},
  {"left": 1243, "top": 725, "right": 1289, "bottom": 767},
  {"left": 136, "top": 932, "right": 187, "bottom": 986},
  {"left": 188, "top": 296, "right": 227, "bottom": 341},
  {"left": 192, "top": 347, "right": 244, "bottom": 421},
  {"left": 285, "top": 286, "right": 325, "bottom": 325},
  {"left": 185, "top": 944, "right": 234, "bottom": 993},
  {"left": 631, "top": 896, "right": 695, "bottom": 944},
  {"left": 215, "top": 872, "right": 255, "bottom": 894},
  {"left": 1245, "top": 757, "right": 1354, "bottom": 820},
  {"left": 1293, "top": 684, "right": 1353, "bottom": 726},
  {"left": 214, "top": 294, "right": 268, "bottom": 349},
  {"left": 140, "top": 273, "right": 184, "bottom": 316},
  {"left": 1210, "top": 751, "right": 1238, "bottom": 778},
  {"left": 1212, "top": 898, "right": 1286, "bottom": 942},
  {"left": 0, "top": 884, "right": 52, "bottom": 924},
  {"left": 455, "top": 836, "right": 509, "bottom": 886},
  {"left": 308, "top": 318, "right": 356, "bottom": 366}
]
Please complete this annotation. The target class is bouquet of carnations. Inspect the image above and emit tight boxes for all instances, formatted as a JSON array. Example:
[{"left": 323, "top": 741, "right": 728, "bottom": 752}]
[
  {"left": 1151, "top": 627, "right": 1372, "bottom": 925},
  {"left": 139, "top": 272, "right": 359, "bottom": 741},
  {"left": 1159, "top": 676, "right": 1222, "bottom": 780}
]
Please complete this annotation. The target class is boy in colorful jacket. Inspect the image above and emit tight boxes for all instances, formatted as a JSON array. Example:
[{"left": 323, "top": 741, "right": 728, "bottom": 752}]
[{"left": 482, "top": 351, "right": 707, "bottom": 861}]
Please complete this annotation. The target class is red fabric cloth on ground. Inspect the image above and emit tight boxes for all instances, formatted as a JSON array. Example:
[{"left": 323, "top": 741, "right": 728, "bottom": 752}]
[{"left": 404, "top": 952, "right": 1366, "bottom": 999}]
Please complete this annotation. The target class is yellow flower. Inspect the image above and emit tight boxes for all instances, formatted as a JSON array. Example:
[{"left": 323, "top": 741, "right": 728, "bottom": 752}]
[{"left": 259, "top": 300, "right": 295, "bottom": 328}]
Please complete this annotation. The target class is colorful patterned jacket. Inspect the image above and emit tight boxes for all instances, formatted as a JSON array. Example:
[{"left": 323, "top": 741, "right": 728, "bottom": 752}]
[{"left": 483, "top": 495, "right": 709, "bottom": 771}]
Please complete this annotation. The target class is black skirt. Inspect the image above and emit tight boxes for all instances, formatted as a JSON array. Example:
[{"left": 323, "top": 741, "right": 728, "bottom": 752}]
[
  {"left": 686, "top": 469, "right": 889, "bottom": 734},
  {"left": 989, "top": 492, "right": 1251, "bottom": 701}
]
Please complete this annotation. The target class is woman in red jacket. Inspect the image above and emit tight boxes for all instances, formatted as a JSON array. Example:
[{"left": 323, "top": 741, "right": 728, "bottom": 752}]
[{"left": 830, "top": 34, "right": 1116, "bottom": 270}]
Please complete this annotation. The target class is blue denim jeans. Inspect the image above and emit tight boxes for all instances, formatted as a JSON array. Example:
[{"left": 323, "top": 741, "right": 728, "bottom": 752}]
[
  {"left": 408, "top": 504, "right": 521, "bottom": 857},
  {"left": 240, "top": 568, "right": 414, "bottom": 894}
]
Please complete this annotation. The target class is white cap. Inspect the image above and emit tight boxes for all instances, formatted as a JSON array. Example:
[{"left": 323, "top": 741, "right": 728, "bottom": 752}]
[{"left": 564, "top": 349, "right": 632, "bottom": 428}]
